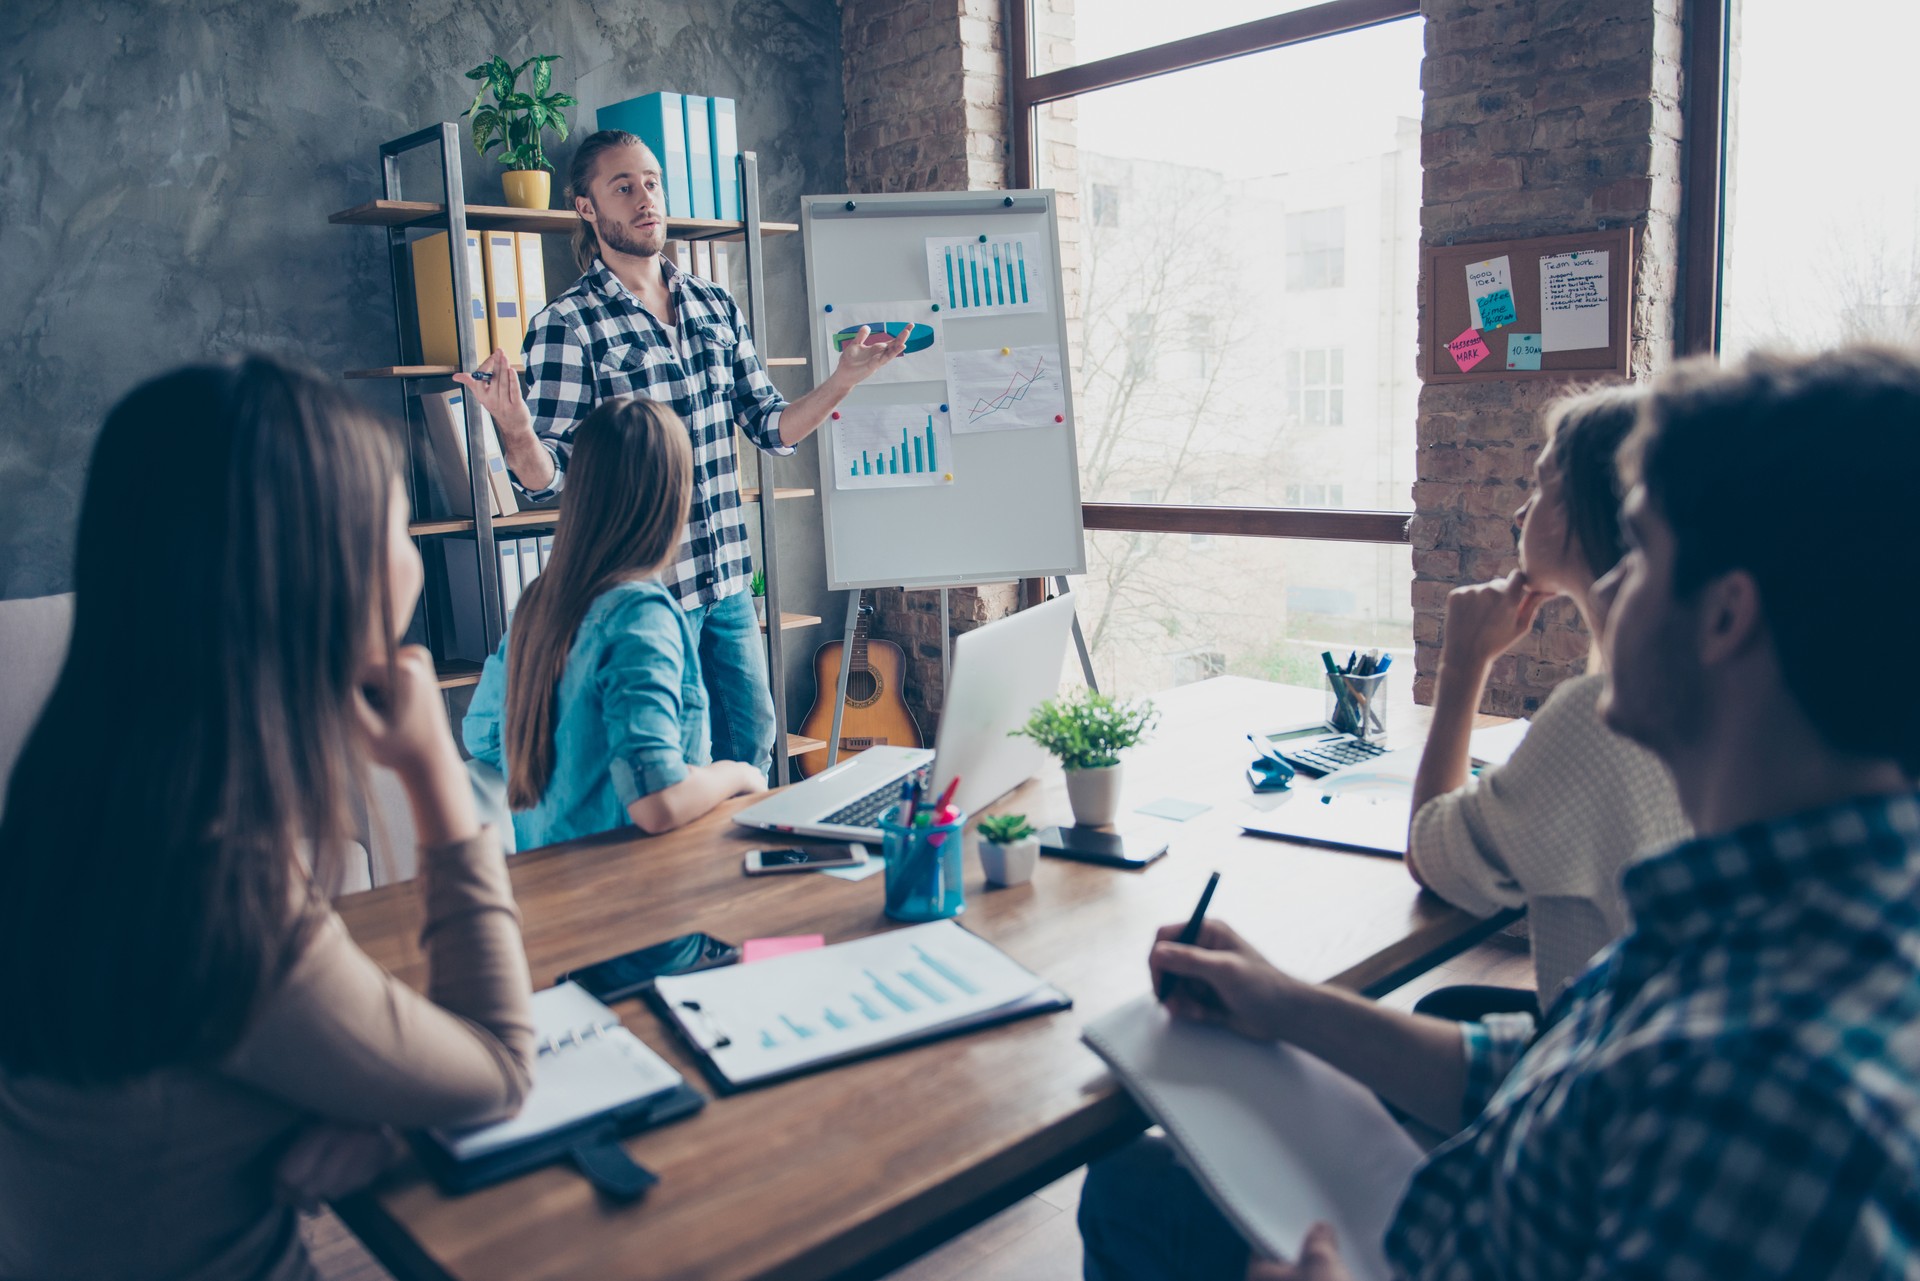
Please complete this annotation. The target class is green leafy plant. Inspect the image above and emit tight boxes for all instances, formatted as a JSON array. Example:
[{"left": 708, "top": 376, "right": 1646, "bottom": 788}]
[
  {"left": 977, "top": 813, "right": 1037, "bottom": 845},
  {"left": 750, "top": 569, "right": 767, "bottom": 597},
  {"left": 462, "top": 55, "right": 577, "bottom": 172},
  {"left": 1012, "top": 690, "right": 1159, "bottom": 772}
]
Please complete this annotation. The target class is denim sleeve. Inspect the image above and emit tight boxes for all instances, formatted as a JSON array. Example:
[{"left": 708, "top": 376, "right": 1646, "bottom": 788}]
[
  {"left": 598, "top": 594, "right": 693, "bottom": 803},
  {"left": 460, "top": 632, "right": 511, "bottom": 769}
]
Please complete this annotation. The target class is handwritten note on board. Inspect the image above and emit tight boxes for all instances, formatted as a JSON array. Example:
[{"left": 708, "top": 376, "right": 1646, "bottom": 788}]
[
  {"left": 1506, "top": 332, "right": 1543, "bottom": 370},
  {"left": 1447, "top": 328, "right": 1491, "bottom": 373},
  {"left": 1540, "top": 250, "right": 1610, "bottom": 352},
  {"left": 1465, "top": 255, "right": 1516, "bottom": 330}
]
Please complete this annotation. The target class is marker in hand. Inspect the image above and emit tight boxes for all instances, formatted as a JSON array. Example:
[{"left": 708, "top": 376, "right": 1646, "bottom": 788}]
[{"left": 1158, "top": 871, "right": 1221, "bottom": 1003}]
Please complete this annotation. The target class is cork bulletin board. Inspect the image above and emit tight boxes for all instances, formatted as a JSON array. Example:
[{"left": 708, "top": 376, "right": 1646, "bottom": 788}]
[{"left": 1420, "top": 226, "right": 1635, "bottom": 383}]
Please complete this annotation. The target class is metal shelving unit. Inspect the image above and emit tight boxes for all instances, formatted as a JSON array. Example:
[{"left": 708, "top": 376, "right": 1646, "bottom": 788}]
[{"left": 331, "top": 124, "right": 818, "bottom": 777}]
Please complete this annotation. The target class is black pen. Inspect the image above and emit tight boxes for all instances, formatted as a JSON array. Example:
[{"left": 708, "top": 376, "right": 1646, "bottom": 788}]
[{"left": 1158, "top": 871, "right": 1221, "bottom": 1002}]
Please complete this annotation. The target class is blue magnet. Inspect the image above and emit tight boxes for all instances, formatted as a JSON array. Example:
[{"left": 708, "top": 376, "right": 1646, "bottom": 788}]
[
  {"left": 824, "top": 304, "right": 833, "bottom": 313},
  {"left": 939, "top": 404, "right": 949, "bottom": 413},
  {"left": 978, "top": 234, "right": 987, "bottom": 242}
]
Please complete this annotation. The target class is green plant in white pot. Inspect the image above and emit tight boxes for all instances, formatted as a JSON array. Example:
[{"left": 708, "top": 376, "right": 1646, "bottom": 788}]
[
  {"left": 1013, "top": 690, "right": 1158, "bottom": 827},
  {"left": 749, "top": 569, "right": 767, "bottom": 625},
  {"left": 975, "top": 813, "right": 1039, "bottom": 887}
]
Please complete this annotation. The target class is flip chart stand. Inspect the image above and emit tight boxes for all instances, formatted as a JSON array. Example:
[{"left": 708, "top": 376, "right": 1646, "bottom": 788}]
[{"left": 823, "top": 586, "right": 1101, "bottom": 769}]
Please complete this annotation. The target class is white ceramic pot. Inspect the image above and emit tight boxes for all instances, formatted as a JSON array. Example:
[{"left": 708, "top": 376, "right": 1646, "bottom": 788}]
[
  {"left": 978, "top": 835, "right": 1040, "bottom": 887},
  {"left": 1064, "top": 763, "right": 1122, "bottom": 827},
  {"left": 752, "top": 595, "right": 768, "bottom": 625}
]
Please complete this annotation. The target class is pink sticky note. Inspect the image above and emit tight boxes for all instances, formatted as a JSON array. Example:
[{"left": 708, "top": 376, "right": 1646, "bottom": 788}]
[
  {"left": 743, "top": 935, "right": 825, "bottom": 964},
  {"left": 1447, "top": 327, "right": 1491, "bottom": 372}
]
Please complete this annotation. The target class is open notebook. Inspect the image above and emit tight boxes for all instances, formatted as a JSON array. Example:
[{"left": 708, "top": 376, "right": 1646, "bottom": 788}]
[
  {"left": 416, "top": 982, "right": 704, "bottom": 1195},
  {"left": 653, "top": 919, "right": 1069, "bottom": 1091},
  {"left": 1082, "top": 996, "right": 1426, "bottom": 1281}
]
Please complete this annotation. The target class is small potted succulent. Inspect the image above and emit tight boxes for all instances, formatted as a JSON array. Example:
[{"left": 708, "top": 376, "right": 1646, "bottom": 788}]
[
  {"left": 750, "top": 569, "right": 768, "bottom": 625},
  {"left": 975, "top": 813, "right": 1040, "bottom": 887},
  {"left": 462, "top": 54, "right": 577, "bottom": 209},
  {"left": 1013, "top": 689, "right": 1158, "bottom": 827}
]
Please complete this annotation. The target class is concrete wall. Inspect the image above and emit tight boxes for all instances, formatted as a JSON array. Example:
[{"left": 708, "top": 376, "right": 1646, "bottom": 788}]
[{"left": 0, "top": 0, "right": 843, "bottom": 725}]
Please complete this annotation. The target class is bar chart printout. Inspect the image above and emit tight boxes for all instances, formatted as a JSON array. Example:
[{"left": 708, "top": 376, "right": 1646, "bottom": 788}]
[
  {"left": 832, "top": 403, "right": 955, "bottom": 490},
  {"left": 924, "top": 234, "right": 1050, "bottom": 317},
  {"left": 651, "top": 920, "right": 1056, "bottom": 1086}
]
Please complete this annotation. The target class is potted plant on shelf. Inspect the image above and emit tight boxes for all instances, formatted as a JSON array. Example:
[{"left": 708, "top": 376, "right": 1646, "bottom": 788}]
[
  {"left": 750, "top": 569, "right": 767, "bottom": 625},
  {"left": 1013, "top": 689, "right": 1158, "bottom": 827},
  {"left": 975, "top": 814, "right": 1040, "bottom": 887},
  {"left": 462, "top": 54, "right": 577, "bottom": 210}
]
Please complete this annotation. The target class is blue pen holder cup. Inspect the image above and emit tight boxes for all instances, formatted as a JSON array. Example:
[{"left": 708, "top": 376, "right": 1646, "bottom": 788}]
[
  {"left": 879, "top": 804, "right": 967, "bottom": 923},
  {"left": 1326, "top": 671, "right": 1390, "bottom": 743}
]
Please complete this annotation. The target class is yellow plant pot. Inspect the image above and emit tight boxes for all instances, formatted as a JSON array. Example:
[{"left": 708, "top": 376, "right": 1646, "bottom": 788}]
[{"left": 501, "top": 170, "right": 551, "bottom": 210}]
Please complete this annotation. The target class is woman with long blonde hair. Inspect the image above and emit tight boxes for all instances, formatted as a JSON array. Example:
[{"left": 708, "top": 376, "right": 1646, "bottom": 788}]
[{"left": 464, "top": 394, "right": 766, "bottom": 845}]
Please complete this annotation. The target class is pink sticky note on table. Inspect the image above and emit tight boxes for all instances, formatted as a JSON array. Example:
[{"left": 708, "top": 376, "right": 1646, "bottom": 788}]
[
  {"left": 1447, "top": 327, "right": 1491, "bottom": 372},
  {"left": 743, "top": 935, "right": 825, "bottom": 964}
]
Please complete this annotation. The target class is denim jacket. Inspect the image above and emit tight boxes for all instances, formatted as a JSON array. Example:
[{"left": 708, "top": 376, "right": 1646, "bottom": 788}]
[{"left": 463, "top": 579, "right": 711, "bottom": 849}]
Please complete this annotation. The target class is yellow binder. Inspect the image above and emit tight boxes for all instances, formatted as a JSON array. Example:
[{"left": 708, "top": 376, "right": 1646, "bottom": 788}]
[
  {"left": 515, "top": 233, "right": 548, "bottom": 330},
  {"left": 412, "top": 232, "right": 491, "bottom": 368},
  {"left": 481, "top": 231, "right": 525, "bottom": 357}
]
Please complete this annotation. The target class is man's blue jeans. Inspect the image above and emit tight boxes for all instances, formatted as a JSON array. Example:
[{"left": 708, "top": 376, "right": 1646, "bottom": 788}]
[
  {"left": 1078, "top": 1135, "right": 1250, "bottom": 1281},
  {"left": 683, "top": 589, "right": 775, "bottom": 775}
]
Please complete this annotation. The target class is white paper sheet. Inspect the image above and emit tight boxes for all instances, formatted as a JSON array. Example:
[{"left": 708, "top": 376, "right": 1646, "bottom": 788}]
[
  {"left": 1464, "top": 255, "right": 1517, "bottom": 330},
  {"left": 1539, "top": 250, "right": 1610, "bottom": 352},
  {"left": 944, "top": 343, "right": 1067, "bottom": 434},
  {"left": 825, "top": 299, "right": 946, "bottom": 386},
  {"left": 1468, "top": 719, "right": 1532, "bottom": 768},
  {"left": 1083, "top": 997, "right": 1425, "bottom": 1279},
  {"left": 654, "top": 920, "right": 1047, "bottom": 1086},
  {"left": 831, "top": 403, "right": 956, "bottom": 489},
  {"left": 925, "top": 234, "right": 1049, "bottom": 316}
]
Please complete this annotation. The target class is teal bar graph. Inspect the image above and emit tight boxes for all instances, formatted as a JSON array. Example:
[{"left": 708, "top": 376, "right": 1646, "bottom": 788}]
[{"left": 840, "top": 410, "right": 947, "bottom": 486}]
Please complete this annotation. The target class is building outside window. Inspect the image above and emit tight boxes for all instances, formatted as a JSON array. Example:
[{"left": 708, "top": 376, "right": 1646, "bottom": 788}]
[{"left": 1284, "top": 207, "right": 1346, "bottom": 290}]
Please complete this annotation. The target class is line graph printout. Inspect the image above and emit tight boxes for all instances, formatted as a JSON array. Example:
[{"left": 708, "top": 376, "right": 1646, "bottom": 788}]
[
  {"left": 832, "top": 403, "right": 956, "bottom": 490},
  {"left": 944, "top": 344, "right": 1067, "bottom": 434},
  {"left": 925, "top": 235, "right": 1050, "bottom": 316}
]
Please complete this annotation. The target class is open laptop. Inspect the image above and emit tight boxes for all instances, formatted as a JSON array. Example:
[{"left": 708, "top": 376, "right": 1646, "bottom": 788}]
[{"left": 735, "top": 592, "right": 1078, "bottom": 843}]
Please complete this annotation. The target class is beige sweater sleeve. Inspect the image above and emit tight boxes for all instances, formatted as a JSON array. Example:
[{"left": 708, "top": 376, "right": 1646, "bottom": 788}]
[{"left": 221, "top": 828, "right": 536, "bottom": 1130}]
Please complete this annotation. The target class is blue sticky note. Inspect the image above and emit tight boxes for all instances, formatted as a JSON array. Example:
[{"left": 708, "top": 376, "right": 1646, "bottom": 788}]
[
  {"left": 1476, "top": 288, "right": 1517, "bottom": 330},
  {"left": 1507, "top": 332, "right": 1544, "bottom": 370}
]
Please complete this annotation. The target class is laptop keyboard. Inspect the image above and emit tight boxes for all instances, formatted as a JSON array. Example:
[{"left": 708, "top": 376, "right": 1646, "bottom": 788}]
[{"left": 823, "top": 764, "right": 932, "bottom": 829}]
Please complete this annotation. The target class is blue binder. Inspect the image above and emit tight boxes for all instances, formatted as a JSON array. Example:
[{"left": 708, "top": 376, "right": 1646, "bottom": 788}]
[
  {"left": 709, "top": 97, "right": 741, "bottom": 221},
  {"left": 597, "top": 92, "right": 692, "bottom": 219},
  {"left": 682, "top": 95, "right": 718, "bottom": 220}
]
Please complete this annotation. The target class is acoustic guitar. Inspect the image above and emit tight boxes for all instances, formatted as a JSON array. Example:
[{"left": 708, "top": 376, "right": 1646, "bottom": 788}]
[{"left": 794, "top": 596, "right": 924, "bottom": 778}]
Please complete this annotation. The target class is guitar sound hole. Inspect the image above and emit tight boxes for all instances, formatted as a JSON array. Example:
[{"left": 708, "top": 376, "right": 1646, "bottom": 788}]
[{"left": 845, "top": 669, "right": 882, "bottom": 708}]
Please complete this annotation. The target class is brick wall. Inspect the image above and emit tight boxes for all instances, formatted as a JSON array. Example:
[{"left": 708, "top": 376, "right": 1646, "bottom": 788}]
[
  {"left": 1414, "top": 0, "right": 1685, "bottom": 715},
  {"left": 839, "top": 0, "right": 1019, "bottom": 734}
]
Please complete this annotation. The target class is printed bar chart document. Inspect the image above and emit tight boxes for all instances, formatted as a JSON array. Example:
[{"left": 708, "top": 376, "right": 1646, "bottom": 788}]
[{"left": 654, "top": 920, "right": 1068, "bottom": 1090}]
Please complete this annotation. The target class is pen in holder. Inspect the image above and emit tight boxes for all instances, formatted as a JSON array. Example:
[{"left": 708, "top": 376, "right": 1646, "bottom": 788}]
[
  {"left": 1326, "top": 670, "right": 1389, "bottom": 743},
  {"left": 880, "top": 803, "right": 967, "bottom": 923}
]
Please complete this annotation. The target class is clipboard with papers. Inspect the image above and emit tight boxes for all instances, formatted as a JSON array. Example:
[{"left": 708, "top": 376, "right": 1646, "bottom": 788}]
[
  {"left": 1238, "top": 747, "right": 1424, "bottom": 858},
  {"left": 650, "top": 920, "right": 1070, "bottom": 1092}
]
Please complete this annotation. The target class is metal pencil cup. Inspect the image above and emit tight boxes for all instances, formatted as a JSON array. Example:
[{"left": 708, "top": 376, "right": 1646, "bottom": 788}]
[
  {"left": 880, "top": 804, "right": 967, "bottom": 923},
  {"left": 1326, "top": 671, "right": 1389, "bottom": 743}
]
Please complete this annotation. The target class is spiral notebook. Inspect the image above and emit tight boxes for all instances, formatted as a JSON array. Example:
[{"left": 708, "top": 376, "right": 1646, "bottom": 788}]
[
  {"left": 1082, "top": 996, "right": 1425, "bottom": 1280},
  {"left": 416, "top": 982, "right": 704, "bottom": 1195}
]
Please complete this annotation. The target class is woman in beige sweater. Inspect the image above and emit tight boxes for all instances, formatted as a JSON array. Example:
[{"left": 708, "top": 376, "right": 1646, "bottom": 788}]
[
  {"left": 0, "top": 359, "right": 536, "bottom": 1281},
  {"left": 1408, "top": 386, "right": 1691, "bottom": 1010}
]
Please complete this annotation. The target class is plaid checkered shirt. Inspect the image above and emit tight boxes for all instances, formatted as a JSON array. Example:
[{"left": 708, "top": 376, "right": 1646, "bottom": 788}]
[
  {"left": 1386, "top": 790, "right": 1920, "bottom": 1279},
  {"left": 513, "top": 257, "right": 790, "bottom": 608}
]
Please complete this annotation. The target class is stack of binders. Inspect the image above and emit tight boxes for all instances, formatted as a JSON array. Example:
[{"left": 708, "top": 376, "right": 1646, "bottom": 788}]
[{"left": 595, "top": 92, "right": 742, "bottom": 221}]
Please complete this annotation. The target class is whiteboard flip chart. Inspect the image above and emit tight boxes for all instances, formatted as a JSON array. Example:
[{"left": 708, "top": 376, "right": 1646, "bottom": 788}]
[{"left": 1540, "top": 250, "right": 1610, "bottom": 352}]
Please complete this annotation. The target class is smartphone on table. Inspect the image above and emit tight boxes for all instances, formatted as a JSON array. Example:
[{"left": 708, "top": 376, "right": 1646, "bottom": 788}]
[
  {"left": 557, "top": 932, "right": 740, "bottom": 1003},
  {"left": 742, "top": 844, "right": 867, "bottom": 875}
]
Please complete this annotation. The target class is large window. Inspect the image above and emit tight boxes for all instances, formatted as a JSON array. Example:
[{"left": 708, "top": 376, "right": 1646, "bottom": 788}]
[
  {"left": 1014, "top": 0, "right": 1421, "bottom": 702},
  {"left": 1717, "top": 5, "right": 1920, "bottom": 355}
]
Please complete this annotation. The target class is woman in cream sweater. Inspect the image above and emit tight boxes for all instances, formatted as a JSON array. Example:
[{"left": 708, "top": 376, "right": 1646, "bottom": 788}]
[
  {"left": 1408, "top": 386, "right": 1691, "bottom": 1010},
  {"left": 0, "top": 359, "right": 536, "bottom": 1281}
]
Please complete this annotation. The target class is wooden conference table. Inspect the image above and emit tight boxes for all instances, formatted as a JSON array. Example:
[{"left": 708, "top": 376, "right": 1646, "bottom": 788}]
[{"left": 335, "top": 676, "right": 1506, "bottom": 1281}]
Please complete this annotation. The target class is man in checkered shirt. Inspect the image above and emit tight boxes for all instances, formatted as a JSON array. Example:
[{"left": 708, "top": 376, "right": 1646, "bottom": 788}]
[
  {"left": 1077, "top": 345, "right": 1920, "bottom": 1280},
  {"left": 458, "top": 131, "right": 906, "bottom": 773}
]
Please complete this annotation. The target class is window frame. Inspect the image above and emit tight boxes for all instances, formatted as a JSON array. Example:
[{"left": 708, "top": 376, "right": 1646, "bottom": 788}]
[{"left": 1007, "top": 0, "right": 1422, "bottom": 548}]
